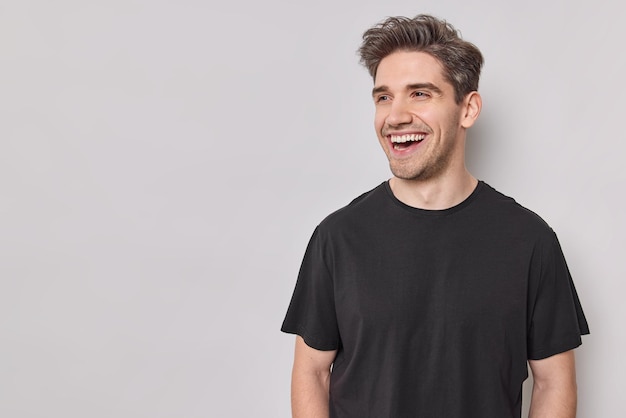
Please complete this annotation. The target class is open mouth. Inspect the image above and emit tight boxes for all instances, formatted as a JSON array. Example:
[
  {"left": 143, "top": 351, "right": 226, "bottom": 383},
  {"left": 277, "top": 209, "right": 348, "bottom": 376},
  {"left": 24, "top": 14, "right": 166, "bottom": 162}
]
[{"left": 390, "top": 133, "right": 426, "bottom": 151}]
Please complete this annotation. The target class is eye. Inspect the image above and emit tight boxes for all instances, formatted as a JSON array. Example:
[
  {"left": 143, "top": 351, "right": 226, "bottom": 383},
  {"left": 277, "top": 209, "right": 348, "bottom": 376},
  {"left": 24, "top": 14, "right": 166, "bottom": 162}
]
[
  {"left": 412, "top": 91, "right": 430, "bottom": 99},
  {"left": 375, "top": 94, "right": 391, "bottom": 103}
]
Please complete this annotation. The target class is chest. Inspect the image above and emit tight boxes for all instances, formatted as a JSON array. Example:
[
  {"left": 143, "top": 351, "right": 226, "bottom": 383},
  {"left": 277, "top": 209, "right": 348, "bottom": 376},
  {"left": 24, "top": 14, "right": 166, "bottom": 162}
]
[{"left": 330, "top": 222, "right": 531, "bottom": 335}]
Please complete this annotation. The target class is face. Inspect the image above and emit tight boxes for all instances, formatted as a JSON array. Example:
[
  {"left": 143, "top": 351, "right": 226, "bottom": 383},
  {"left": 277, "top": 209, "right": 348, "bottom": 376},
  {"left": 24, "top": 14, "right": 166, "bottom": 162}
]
[{"left": 373, "top": 50, "right": 475, "bottom": 182}]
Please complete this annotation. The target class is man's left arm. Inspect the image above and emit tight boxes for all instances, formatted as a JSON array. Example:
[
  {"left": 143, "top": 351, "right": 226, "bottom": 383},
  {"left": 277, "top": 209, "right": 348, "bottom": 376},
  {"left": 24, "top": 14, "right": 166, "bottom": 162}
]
[{"left": 528, "top": 350, "right": 577, "bottom": 418}]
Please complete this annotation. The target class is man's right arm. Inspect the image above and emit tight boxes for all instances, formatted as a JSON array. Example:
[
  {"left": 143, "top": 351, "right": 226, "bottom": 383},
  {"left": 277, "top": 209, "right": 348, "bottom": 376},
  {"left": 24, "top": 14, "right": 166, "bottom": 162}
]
[{"left": 291, "top": 335, "right": 337, "bottom": 418}]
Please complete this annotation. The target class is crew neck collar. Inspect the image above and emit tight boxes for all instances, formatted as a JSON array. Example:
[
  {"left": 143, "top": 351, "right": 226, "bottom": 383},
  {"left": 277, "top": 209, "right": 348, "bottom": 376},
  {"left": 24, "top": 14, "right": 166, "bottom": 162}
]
[{"left": 383, "top": 180, "right": 485, "bottom": 216}]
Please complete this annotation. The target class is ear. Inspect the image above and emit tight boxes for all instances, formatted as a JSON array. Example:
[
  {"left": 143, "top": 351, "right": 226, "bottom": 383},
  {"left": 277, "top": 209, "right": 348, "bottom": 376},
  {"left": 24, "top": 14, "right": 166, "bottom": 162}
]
[{"left": 460, "top": 91, "right": 482, "bottom": 129}]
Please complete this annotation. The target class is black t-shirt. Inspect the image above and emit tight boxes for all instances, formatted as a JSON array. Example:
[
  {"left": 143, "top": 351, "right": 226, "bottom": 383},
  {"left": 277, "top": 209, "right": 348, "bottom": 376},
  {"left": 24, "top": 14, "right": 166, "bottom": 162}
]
[{"left": 281, "top": 181, "right": 589, "bottom": 418}]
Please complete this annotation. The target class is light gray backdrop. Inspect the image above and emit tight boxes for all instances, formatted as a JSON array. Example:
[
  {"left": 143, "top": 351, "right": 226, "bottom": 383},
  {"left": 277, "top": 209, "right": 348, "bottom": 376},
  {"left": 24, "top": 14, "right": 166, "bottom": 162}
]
[{"left": 0, "top": 0, "right": 622, "bottom": 417}]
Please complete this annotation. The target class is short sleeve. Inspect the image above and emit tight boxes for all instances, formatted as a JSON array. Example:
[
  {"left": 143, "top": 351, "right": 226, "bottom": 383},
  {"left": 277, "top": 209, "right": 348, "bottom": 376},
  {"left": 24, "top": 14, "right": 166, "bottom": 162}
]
[
  {"left": 281, "top": 226, "right": 340, "bottom": 351},
  {"left": 527, "top": 232, "right": 590, "bottom": 360}
]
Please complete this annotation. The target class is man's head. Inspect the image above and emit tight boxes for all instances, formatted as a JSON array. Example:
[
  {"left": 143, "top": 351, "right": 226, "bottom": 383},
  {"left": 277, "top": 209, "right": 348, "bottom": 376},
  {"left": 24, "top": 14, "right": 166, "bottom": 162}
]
[
  {"left": 359, "top": 15, "right": 484, "bottom": 183},
  {"left": 358, "top": 15, "right": 483, "bottom": 104}
]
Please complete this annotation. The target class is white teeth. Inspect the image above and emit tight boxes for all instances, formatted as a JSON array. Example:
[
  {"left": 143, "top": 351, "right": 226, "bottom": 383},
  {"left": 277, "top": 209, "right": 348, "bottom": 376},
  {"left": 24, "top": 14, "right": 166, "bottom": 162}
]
[{"left": 390, "top": 134, "right": 425, "bottom": 143}]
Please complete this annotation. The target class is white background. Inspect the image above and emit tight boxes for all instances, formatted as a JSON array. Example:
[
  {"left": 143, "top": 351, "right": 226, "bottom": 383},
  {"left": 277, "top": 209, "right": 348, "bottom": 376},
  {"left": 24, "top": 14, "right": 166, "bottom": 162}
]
[{"left": 0, "top": 1, "right": 622, "bottom": 417}]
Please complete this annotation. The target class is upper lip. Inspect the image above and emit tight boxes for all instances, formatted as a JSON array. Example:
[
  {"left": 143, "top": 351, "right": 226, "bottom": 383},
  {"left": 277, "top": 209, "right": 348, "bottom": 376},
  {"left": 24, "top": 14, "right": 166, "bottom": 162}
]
[{"left": 383, "top": 128, "right": 429, "bottom": 136}]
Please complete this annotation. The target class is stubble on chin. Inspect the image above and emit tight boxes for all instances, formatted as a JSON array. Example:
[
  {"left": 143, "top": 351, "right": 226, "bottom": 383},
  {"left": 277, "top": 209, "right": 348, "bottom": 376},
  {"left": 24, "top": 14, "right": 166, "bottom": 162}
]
[
  {"left": 387, "top": 142, "right": 453, "bottom": 182},
  {"left": 389, "top": 160, "right": 438, "bottom": 181}
]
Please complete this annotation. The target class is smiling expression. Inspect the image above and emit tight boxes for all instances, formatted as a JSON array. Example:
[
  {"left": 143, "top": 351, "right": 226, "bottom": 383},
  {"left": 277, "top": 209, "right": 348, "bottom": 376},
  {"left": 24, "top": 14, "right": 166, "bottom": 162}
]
[{"left": 373, "top": 50, "right": 472, "bottom": 182}]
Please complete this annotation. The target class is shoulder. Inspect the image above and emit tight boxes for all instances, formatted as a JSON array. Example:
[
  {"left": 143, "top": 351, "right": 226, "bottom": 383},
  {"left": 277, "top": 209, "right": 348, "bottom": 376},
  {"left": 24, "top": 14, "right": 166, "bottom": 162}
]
[
  {"left": 475, "top": 182, "right": 556, "bottom": 241},
  {"left": 316, "top": 182, "right": 388, "bottom": 233}
]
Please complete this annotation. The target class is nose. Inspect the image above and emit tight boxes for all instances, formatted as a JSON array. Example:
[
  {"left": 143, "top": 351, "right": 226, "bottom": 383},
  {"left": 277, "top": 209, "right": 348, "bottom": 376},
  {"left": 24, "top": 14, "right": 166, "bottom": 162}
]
[{"left": 385, "top": 99, "right": 413, "bottom": 127}]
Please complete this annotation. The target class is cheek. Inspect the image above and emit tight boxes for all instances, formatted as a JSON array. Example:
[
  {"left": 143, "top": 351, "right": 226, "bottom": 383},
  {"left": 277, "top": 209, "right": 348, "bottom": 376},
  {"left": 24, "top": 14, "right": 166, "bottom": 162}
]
[{"left": 374, "top": 110, "right": 386, "bottom": 132}]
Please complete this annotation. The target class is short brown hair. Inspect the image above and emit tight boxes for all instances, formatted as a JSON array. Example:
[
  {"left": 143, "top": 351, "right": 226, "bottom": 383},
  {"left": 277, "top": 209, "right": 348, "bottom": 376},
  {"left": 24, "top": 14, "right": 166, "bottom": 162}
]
[{"left": 358, "top": 14, "right": 484, "bottom": 103}]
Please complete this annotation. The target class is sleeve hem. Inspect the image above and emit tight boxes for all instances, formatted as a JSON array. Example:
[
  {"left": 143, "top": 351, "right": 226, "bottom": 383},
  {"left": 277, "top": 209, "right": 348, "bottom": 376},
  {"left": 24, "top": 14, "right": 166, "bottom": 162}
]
[
  {"left": 528, "top": 335, "right": 584, "bottom": 360},
  {"left": 280, "top": 325, "right": 339, "bottom": 351}
]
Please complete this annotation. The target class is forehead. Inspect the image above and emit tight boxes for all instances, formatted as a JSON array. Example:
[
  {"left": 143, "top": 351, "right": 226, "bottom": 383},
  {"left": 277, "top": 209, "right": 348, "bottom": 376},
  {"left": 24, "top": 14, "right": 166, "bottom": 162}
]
[{"left": 374, "top": 50, "right": 449, "bottom": 90}]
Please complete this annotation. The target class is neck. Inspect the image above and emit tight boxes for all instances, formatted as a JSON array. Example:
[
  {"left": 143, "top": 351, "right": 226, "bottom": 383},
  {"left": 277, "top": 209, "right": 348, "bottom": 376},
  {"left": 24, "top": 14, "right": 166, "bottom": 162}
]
[{"left": 389, "top": 170, "right": 478, "bottom": 210}]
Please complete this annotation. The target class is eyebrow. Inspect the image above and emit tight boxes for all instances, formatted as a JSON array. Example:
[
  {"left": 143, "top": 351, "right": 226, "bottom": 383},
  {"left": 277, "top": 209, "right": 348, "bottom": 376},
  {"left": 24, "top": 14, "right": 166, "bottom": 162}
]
[{"left": 372, "top": 82, "right": 444, "bottom": 97}]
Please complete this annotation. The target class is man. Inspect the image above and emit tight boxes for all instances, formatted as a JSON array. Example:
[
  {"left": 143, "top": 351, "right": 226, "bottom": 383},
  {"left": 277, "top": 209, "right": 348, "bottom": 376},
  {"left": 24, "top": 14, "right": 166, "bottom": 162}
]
[{"left": 281, "top": 14, "right": 589, "bottom": 418}]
